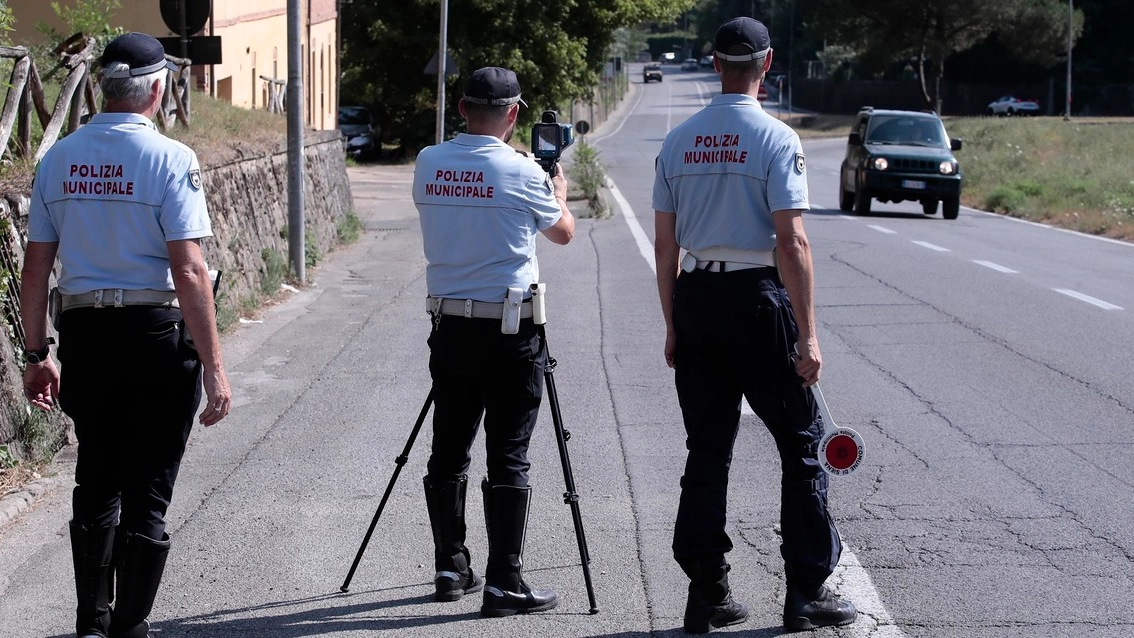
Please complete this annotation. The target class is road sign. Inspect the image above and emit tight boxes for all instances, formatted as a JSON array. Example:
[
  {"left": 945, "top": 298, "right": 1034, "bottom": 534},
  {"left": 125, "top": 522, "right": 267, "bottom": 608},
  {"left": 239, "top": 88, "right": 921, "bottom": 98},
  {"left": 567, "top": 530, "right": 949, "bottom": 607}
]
[
  {"left": 575, "top": 120, "right": 591, "bottom": 135},
  {"left": 159, "top": 0, "right": 211, "bottom": 35},
  {"left": 424, "top": 51, "right": 458, "bottom": 77},
  {"left": 158, "top": 36, "right": 223, "bottom": 65}
]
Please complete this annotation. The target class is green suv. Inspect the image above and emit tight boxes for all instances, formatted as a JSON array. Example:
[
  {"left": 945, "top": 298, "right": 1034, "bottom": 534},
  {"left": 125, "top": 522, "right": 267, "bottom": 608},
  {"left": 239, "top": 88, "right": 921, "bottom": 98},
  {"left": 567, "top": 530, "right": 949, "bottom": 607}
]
[{"left": 839, "top": 107, "right": 963, "bottom": 219}]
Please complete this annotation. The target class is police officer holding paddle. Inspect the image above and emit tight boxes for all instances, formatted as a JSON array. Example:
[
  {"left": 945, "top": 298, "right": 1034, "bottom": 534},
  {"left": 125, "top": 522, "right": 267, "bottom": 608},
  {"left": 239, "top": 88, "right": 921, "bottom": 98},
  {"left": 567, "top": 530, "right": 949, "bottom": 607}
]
[
  {"left": 20, "top": 32, "right": 230, "bottom": 638},
  {"left": 412, "top": 66, "right": 575, "bottom": 617},
  {"left": 652, "top": 17, "right": 857, "bottom": 634}
]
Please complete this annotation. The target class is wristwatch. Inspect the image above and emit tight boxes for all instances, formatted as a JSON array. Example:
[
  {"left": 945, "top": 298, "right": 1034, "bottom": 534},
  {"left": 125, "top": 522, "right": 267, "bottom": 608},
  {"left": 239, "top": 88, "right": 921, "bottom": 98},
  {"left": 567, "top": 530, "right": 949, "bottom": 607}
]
[{"left": 25, "top": 337, "right": 55, "bottom": 365}]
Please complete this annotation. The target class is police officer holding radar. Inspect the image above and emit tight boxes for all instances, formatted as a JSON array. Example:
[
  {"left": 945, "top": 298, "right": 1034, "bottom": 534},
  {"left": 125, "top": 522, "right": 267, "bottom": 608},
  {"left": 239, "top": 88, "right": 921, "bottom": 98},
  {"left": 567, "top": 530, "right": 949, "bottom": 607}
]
[
  {"left": 19, "top": 32, "right": 230, "bottom": 638},
  {"left": 652, "top": 18, "right": 856, "bottom": 634},
  {"left": 412, "top": 66, "right": 575, "bottom": 617}
]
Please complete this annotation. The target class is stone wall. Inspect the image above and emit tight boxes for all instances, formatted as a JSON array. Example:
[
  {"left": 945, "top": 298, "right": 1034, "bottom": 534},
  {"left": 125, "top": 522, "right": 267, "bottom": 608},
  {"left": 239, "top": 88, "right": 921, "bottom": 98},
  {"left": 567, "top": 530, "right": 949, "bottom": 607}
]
[{"left": 0, "top": 130, "right": 354, "bottom": 460}]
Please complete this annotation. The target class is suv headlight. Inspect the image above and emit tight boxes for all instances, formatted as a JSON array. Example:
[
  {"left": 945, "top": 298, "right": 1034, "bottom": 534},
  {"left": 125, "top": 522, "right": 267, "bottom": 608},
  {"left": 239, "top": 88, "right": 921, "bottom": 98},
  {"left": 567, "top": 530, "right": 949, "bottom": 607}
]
[
  {"left": 939, "top": 161, "right": 957, "bottom": 175},
  {"left": 871, "top": 157, "right": 889, "bottom": 171}
]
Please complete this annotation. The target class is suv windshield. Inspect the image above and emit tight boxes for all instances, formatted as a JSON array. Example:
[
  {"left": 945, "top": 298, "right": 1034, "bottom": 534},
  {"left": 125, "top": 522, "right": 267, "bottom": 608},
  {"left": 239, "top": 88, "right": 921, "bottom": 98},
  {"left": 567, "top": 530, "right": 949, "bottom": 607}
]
[
  {"left": 865, "top": 115, "right": 946, "bottom": 147},
  {"left": 338, "top": 107, "right": 371, "bottom": 126}
]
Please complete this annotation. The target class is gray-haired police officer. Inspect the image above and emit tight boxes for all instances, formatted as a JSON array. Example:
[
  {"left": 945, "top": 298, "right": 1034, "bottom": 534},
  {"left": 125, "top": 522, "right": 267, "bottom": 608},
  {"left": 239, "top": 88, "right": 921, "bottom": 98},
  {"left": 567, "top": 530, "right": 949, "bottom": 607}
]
[
  {"left": 652, "top": 17, "right": 857, "bottom": 634},
  {"left": 412, "top": 66, "right": 575, "bottom": 617},
  {"left": 19, "top": 32, "right": 231, "bottom": 638}
]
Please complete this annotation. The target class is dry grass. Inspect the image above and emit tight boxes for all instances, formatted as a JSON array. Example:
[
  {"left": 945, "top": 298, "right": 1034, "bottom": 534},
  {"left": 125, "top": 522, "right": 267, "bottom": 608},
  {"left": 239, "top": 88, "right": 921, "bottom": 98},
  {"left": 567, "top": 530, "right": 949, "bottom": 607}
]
[
  {"left": 0, "top": 465, "right": 40, "bottom": 499},
  {"left": 164, "top": 94, "right": 288, "bottom": 168}
]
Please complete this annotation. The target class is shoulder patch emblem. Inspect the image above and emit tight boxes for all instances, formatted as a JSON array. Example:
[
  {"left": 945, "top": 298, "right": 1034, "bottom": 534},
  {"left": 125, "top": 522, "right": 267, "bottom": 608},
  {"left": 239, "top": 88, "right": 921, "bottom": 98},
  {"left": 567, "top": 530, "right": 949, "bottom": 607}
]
[
  {"left": 189, "top": 169, "right": 202, "bottom": 190},
  {"left": 795, "top": 152, "right": 806, "bottom": 174}
]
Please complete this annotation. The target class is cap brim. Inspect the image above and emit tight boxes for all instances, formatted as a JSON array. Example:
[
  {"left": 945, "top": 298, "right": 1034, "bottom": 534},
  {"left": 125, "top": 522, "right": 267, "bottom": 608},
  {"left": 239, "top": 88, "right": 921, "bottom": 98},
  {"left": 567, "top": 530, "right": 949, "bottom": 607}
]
[
  {"left": 103, "top": 59, "right": 179, "bottom": 79},
  {"left": 463, "top": 95, "right": 525, "bottom": 107},
  {"left": 715, "top": 47, "right": 771, "bottom": 62}
]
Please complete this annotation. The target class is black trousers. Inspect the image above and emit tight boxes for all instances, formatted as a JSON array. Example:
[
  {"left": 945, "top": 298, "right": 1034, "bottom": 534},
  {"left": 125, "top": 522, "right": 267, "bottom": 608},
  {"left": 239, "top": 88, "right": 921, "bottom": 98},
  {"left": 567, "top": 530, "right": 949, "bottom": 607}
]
[
  {"left": 58, "top": 306, "right": 201, "bottom": 540},
  {"left": 425, "top": 315, "right": 545, "bottom": 487},
  {"left": 671, "top": 267, "right": 841, "bottom": 590}
]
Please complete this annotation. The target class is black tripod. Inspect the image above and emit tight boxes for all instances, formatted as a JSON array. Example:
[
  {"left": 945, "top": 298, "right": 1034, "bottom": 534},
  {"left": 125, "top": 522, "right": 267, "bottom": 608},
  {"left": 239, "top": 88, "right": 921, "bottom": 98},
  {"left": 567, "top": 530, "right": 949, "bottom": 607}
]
[{"left": 339, "top": 329, "right": 599, "bottom": 615}]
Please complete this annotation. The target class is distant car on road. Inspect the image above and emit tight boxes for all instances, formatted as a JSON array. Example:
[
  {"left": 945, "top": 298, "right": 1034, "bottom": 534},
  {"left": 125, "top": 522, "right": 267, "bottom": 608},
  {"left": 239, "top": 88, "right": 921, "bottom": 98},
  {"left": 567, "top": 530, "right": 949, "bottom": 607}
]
[
  {"left": 681, "top": 58, "right": 698, "bottom": 71},
  {"left": 660, "top": 52, "right": 677, "bottom": 64},
  {"left": 338, "top": 105, "right": 378, "bottom": 160},
  {"left": 757, "top": 84, "right": 768, "bottom": 101},
  {"left": 643, "top": 62, "right": 663, "bottom": 83},
  {"left": 839, "top": 107, "right": 964, "bottom": 219},
  {"left": 699, "top": 55, "right": 713, "bottom": 68},
  {"left": 987, "top": 96, "right": 1041, "bottom": 116}
]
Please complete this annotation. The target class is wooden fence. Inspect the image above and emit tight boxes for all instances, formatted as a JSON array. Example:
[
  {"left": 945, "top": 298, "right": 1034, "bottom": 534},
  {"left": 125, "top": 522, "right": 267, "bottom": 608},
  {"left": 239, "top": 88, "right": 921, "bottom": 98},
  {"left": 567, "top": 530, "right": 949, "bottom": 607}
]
[{"left": 0, "top": 33, "right": 195, "bottom": 165}]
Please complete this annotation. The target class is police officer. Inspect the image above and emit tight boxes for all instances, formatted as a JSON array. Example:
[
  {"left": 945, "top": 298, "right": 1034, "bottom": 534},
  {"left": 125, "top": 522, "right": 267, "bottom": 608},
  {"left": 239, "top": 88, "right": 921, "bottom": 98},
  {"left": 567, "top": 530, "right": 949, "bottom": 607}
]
[
  {"left": 652, "top": 18, "right": 857, "bottom": 634},
  {"left": 412, "top": 66, "right": 575, "bottom": 617},
  {"left": 19, "top": 32, "right": 231, "bottom": 638}
]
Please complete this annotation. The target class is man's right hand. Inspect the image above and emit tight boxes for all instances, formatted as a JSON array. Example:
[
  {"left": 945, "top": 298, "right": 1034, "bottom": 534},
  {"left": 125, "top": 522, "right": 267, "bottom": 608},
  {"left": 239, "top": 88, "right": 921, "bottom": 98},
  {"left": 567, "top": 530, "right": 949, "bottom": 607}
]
[
  {"left": 199, "top": 366, "right": 231, "bottom": 426},
  {"left": 551, "top": 163, "right": 569, "bottom": 202}
]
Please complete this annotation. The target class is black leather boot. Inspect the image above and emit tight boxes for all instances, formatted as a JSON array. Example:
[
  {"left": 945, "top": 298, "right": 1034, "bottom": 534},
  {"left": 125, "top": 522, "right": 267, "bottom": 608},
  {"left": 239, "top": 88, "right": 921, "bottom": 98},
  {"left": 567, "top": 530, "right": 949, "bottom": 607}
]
[
  {"left": 783, "top": 583, "right": 857, "bottom": 631},
  {"left": 424, "top": 475, "right": 483, "bottom": 602},
  {"left": 679, "top": 560, "right": 749, "bottom": 634},
  {"left": 70, "top": 522, "right": 115, "bottom": 638},
  {"left": 108, "top": 532, "right": 170, "bottom": 638},
  {"left": 480, "top": 482, "right": 558, "bottom": 617}
]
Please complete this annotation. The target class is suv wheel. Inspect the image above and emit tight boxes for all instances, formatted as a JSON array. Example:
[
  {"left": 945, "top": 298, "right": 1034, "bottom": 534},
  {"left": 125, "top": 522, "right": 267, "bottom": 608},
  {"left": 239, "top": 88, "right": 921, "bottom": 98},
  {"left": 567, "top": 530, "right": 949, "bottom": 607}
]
[
  {"left": 942, "top": 196, "right": 960, "bottom": 220},
  {"left": 922, "top": 200, "right": 937, "bottom": 215},
  {"left": 853, "top": 178, "right": 872, "bottom": 216},
  {"left": 839, "top": 186, "right": 854, "bottom": 212}
]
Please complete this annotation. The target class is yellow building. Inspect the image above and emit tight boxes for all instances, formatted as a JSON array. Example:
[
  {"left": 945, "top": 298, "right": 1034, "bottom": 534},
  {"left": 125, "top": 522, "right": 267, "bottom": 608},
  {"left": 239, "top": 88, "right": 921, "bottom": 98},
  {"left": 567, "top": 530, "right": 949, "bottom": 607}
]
[{"left": 7, "top": 0, "right": 339, "bottom": 131}]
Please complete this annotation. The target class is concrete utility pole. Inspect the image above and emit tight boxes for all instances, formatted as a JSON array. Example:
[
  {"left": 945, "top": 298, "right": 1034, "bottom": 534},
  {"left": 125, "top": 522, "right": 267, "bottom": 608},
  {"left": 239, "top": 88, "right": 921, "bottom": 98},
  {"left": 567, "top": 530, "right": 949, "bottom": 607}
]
[
  {"left": 287, "top": 0, "right": 306, "bottom": 282},
  {"left": 1064, "top": 0, "right": 1073, "bottom": 121},
  {"left": 435, "top": 0, "right": 449, "bottom": 144}
]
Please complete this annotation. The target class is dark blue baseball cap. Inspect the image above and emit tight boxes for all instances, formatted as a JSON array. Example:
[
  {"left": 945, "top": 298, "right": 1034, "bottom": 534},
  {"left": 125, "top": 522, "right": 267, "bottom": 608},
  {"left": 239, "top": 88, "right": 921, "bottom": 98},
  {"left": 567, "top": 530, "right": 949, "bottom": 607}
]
[
  {"left": 101, "top": 32, "right": 178, "bottom": 78},
  {"left": 714, "top": 17, "right": 772, "bottom": 62},
  {"left": 463, "top": 67, "right": 527, "bottom": 107}
]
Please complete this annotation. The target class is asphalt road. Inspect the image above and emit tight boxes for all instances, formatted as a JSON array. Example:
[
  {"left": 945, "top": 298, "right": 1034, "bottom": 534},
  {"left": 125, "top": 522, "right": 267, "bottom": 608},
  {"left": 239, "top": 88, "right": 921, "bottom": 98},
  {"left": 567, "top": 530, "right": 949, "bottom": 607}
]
[{"left": 2, "top": 64, "right": 1132, "bottom": 638}]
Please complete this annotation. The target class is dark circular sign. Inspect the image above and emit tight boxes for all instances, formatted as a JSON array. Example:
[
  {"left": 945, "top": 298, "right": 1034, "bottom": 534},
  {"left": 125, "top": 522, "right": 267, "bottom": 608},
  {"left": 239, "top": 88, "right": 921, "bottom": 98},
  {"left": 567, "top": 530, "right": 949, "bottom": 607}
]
[
  {"left": 575, "top": 120, "right": 591, "bottom": 135},
  {"left": 160, "top": 0, "right": 211, "bottom": 35}
]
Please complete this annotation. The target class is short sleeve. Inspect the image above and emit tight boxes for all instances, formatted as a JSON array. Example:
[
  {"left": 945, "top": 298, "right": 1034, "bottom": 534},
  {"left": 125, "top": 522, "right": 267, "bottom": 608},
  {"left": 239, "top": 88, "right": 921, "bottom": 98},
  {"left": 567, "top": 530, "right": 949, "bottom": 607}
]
[
  {"left": 651, "top": 153, "right": 675, "bottom": 213},
  {"left": 27, "top": 164, "right": 59, "bottom": 242},
  {"left": 160, "top": 151, "right": 212, "bottom": 241},
  {"left": 766, "top": 133, "right": 810, "bottom": 213},
  {"left": 526, "top": 171, "right": 562, "bottom": 231}
]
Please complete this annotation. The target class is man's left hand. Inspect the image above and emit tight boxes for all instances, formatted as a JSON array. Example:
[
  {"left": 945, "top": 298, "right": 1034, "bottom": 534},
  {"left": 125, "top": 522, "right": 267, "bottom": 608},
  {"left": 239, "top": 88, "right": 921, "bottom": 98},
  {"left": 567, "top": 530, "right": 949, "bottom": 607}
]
[{"left": 23, "top": 359, "right": 60, "bottom": 411}]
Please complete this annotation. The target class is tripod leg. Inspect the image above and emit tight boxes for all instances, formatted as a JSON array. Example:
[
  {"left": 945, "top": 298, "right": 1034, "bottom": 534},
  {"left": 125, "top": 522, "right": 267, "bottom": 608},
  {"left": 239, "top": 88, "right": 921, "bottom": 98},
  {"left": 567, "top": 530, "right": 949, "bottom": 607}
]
[
  {"left": 544, "top": 362, "right": 600, "bottom": 614},
  {"left": 340, "top": 389, "right": 433, "bottom": 592}
]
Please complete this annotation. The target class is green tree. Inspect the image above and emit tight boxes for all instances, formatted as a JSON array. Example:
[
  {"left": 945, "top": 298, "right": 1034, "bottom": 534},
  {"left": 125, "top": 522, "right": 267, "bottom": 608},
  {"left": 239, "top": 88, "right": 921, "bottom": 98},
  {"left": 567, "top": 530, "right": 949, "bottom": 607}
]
[
  {"left": 340, "top": 0, "right": 693, "bottom": 156},
  {"left": 807, "top": 0, "right": 1081, "bottom": 113}
]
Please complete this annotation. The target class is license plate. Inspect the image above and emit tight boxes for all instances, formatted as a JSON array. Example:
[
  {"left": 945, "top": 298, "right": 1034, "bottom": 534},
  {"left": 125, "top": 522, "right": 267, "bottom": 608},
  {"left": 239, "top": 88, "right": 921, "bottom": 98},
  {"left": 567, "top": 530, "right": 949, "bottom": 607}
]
[{"left": 902, "top": 180, "right": 926, "bottom": 190}]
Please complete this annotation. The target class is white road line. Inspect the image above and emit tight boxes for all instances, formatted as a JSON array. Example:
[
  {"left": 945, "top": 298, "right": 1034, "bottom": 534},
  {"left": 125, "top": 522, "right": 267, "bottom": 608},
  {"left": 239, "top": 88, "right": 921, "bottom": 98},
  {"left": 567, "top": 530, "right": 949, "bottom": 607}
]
[
  {"left": 980, "top": 210, "right": 1134, "bottom": 248},
  {"left": 1053, "top": 288, "right": 1124, "bottom": 310},
  {"left": 911, "top": 240, "right": 949, "bottom": 252},
  {"left": 972, "top": 260, "right": 1018, "bottom": 274},
  {"left": 867, "top": 225, "right": 896, "bottom": 235},
  {"left": 609, "top": 180, "right": 656, "bottom": 273},
  {"left": 838, "top": 214, "right": 857, "bottom": 221},
  {"left": 609, "top": 176, "right": 906, "bottom": 637}
]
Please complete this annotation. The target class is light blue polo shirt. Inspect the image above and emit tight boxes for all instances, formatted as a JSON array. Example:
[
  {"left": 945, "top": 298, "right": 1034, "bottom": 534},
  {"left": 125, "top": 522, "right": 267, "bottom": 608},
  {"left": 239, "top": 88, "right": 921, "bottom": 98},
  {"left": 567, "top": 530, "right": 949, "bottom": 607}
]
[
  {"left": 28, "top": 112, "right": 212, "bottom": 295},
  {"left": 413, "top": 133, "right": 562, "bottom": 302},
  {"left": 652, "top": 94, "right": 809, "bottom": 253}
]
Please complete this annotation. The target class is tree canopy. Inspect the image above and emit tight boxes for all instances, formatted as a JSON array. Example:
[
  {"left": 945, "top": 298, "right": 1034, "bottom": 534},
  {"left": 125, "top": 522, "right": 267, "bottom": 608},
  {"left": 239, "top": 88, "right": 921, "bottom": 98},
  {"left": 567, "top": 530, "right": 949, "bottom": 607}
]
[
  {"left": 340, "top": 0, "right": 693, "bottom": 155},
  {"left": 805, "top": 0, "right": 1081, "bottom": 112}
]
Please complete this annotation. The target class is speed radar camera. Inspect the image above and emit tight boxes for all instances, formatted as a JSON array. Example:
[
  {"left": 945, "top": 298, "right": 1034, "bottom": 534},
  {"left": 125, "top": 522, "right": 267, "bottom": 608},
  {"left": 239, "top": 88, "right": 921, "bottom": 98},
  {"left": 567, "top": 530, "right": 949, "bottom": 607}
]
[{"left": 531, "top": 110, "right": 574, "bottom": 175}]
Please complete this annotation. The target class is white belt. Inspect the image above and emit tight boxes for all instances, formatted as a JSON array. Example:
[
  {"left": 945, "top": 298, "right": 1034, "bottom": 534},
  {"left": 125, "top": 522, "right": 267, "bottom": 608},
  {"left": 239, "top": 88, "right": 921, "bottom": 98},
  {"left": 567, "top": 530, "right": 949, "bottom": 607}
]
[
  {"left": 62, "top": 289, "right": 179, "bottom": 311},
  {"left": 426, "top": 297, "right": 533, "bottom": 320},
  {"left": 682, "top": 251, "right": 775, "bottom": 273}
]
